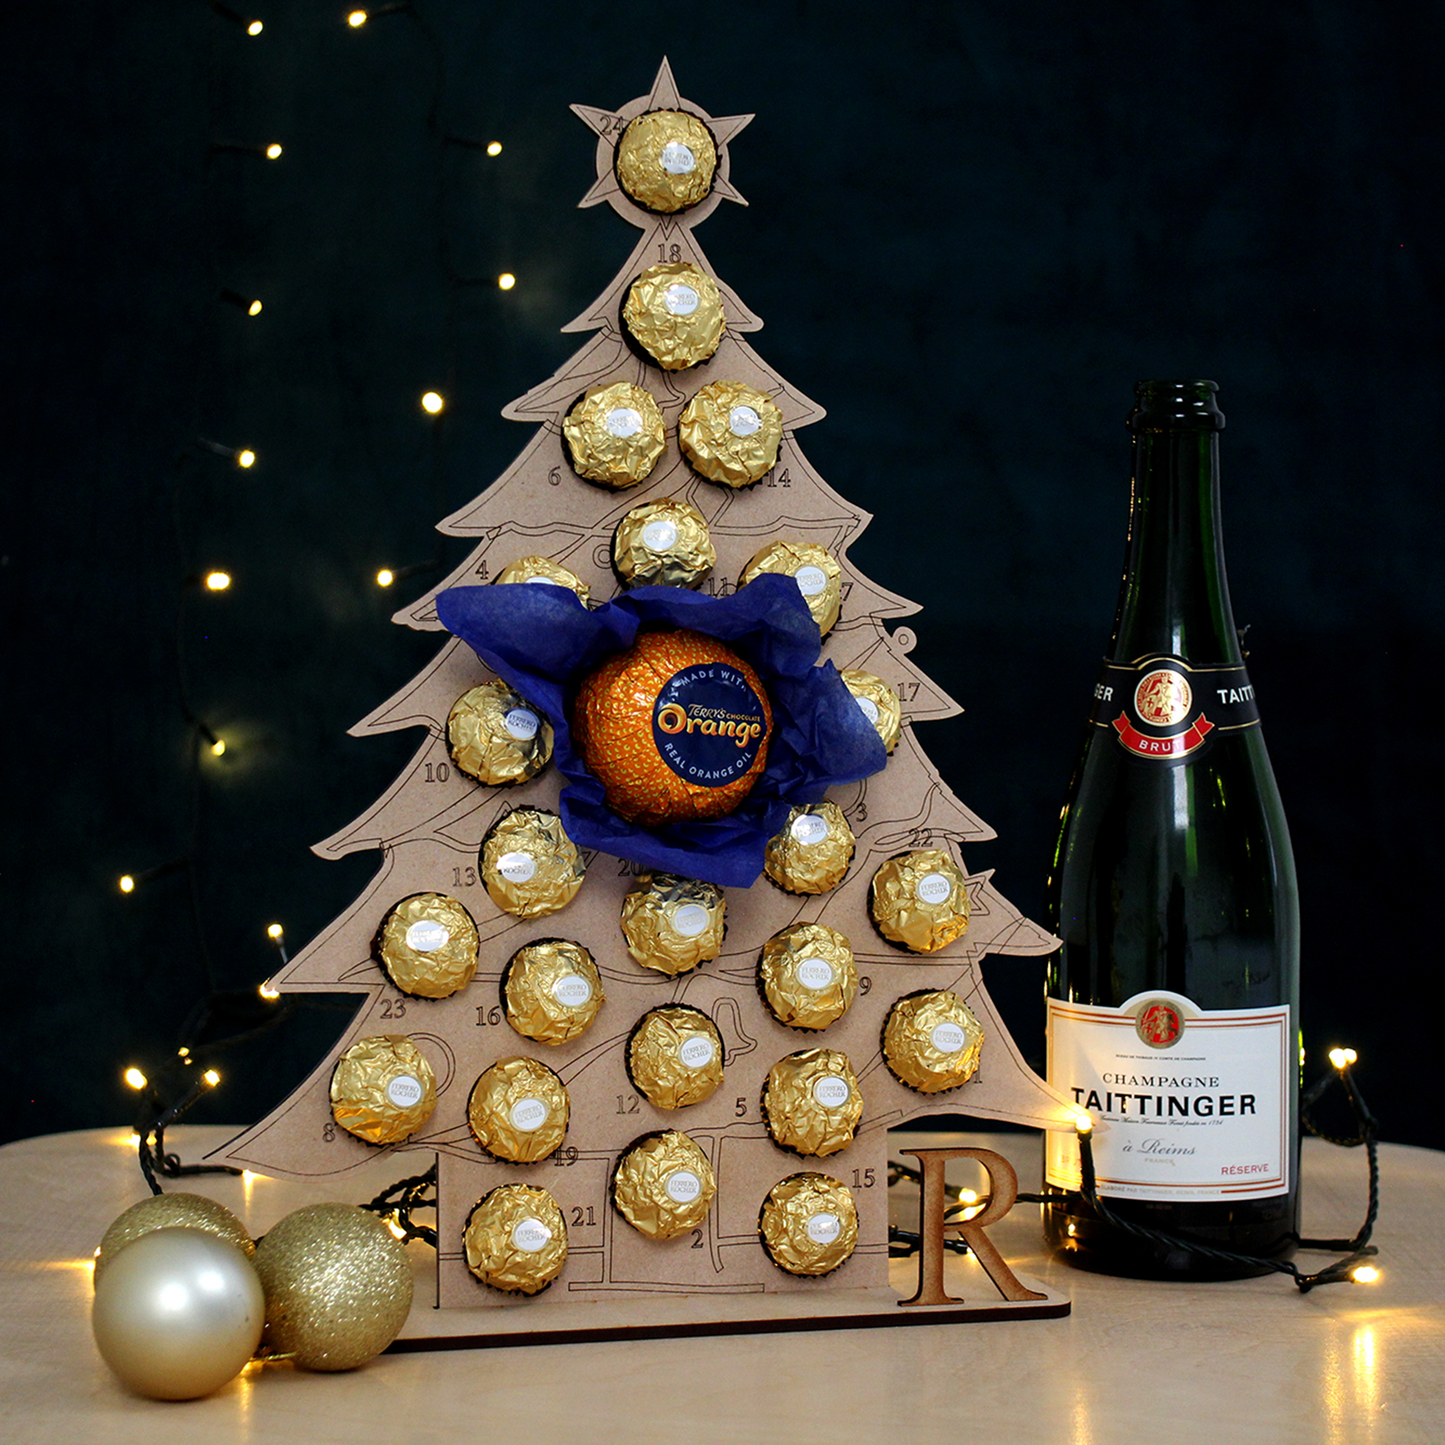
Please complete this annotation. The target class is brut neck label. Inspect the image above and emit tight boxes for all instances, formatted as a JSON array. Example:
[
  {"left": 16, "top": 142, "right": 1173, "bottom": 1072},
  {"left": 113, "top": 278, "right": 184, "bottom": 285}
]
[{"left": 1089, "top": 655, "right": 1259, "bottom": 763}]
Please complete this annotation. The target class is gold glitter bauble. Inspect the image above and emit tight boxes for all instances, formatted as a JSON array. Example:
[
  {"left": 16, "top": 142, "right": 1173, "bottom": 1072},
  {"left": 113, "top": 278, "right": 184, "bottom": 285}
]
[
  {"left": 253, "top": 1204, "right": 413, "bottom": 1371},
  {"left": 95, "top": 1193, "right": 254, "bottom": 1287}
]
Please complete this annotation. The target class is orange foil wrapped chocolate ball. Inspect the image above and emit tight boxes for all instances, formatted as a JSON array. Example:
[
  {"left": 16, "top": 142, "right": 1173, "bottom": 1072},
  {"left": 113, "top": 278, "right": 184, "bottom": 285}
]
[{"left": 572, "top": 629, "right": 773, "bottom": 827}]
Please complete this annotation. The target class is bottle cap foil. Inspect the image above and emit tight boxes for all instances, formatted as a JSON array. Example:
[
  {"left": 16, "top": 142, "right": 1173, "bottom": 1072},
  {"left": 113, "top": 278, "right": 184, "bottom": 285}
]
[
  {"left": 764, "top": 802, "right": 855, "bottom": 895},
  {"left": 619, "top": 872, "right": 726, "bottom": 976},
  {"left": 614, "top": 110, "right": 718, "bottom": 214},
  {"left": 374, "top": 892, "right": 480, "bottom": 999},
  {"left": 678, "top": 380, "right": 783, "bottom": 488},
  {"left": 613, "top": 497, "right": 716, "bottom": 590},
  {"left": 739, "top": 541, "right": 843, "bottom": 638},
  {"left": 761, "top": 1048, "right": 863, "bottom": 1158},
  {"left": 758, "top": 922, "right": 857, "bottom": 1031},
  {"left": 502, "top": 938, "right": 605, "bottom": 1046},
  {"left": 758, "top": 1172, "right": 859, "bottom": 1277},
  {"left": 612, "top": 1130, "right": 717, "bottom": 1240},
  {"left": 839, "top": 668, "right": 902, "bottom": 753},
  {"left": 868, "top": 848, "right": 971, "bottom": 953},
  {"left": 882, "top": 989, "right": 984, "bottom": 1094},
  {"left": 562, "top": 381, "right": 666, "bottom": 488},
  {"left": 329, "top": 1034, "right": 437, "bottom": 1146},
  {"left": 623, "top": 262, "right": 725, "bottom": 370},
  {"left": 627, "top": 1005, "right": 725, "bottom": 1110},
  {"left": 493, "top": 555, "right": 591, "bottom": 606},
  {"left": 448, "top": 681, "right": 555, "bottom": 787},
  {"left": 463, "top": 1184, "right": 568, "bottom": 1295},
  {"left": 480, "top": 808, "right": 586, "bottom": 919},
  {"left": 467, "top": 1056, "right": 570, "bottom": 1164}
]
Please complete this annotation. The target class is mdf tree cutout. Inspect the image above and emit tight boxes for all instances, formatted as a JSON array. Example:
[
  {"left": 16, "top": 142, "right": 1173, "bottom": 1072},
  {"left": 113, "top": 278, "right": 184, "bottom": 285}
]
[{"left": 218, "top": 60, "right": 1074, "bottom": 1321}]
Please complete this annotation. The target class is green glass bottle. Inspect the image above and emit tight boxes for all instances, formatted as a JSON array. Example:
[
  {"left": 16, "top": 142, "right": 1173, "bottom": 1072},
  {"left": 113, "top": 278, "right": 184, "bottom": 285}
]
[{"left": 1043, "top": 380, "right": 1300, "bottom": 1279}]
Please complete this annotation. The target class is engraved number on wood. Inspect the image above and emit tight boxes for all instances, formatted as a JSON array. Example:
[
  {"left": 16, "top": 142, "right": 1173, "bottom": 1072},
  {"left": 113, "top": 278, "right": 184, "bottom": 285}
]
[
  {"left": 615, "top": 1094, "right": 641, "bottom": 1115},
  {"left": 452, "top": 865, "right": 478, "bottom": 888},
  {"left": 851, "top": 801, "right": 868, "bottom": 823},
  {"left": 689, "top": 1228, "right": 705, "bottom": 1250},
  {"left": 473, "top": 559, "right": 489, "bottom": 581},
  {"left": 551, "top": 1146, "right": 578, "bottom": 1167},
  {"left": 379, "top": 997, "right": 407, "bottom": 1020},
  {"left": 859, "top": 976, "right": 872, "bottom": 996},
  {"left": 547, "top": 466, "right": 562, "bottom": 487},
  {"left": 656, "top": 242, "right": 682, "bottom": 262},
  {"left": 570, "top": 1205, "right": 598, "bottom": 1226},
  {"left": 475, "top": 1005, "right": 504, "bottom": 1027},
  {"left": 734, "top": 1097, "right": 748, "bottom": 1118},
  {"left": 851, "top": 1168, "right": 877, "bottom": 1189},
  {"left": 322, "top": 1121, "right": 336, "bottom": 1143},
  {"left": 616, "top": 858, "right": 647, "bottom": 876},
  {"left": 423, "top": 761, "right": 451, "bottom": 783},
  {"left": 897, "top": 680, "right": 920, "bottom": 700},
  {"left": 766, "top": 467, "right": 793, "bottom": 489}
]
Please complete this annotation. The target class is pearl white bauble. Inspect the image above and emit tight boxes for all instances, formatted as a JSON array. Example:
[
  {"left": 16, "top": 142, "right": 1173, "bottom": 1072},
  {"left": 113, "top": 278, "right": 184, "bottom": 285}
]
[{"left": 91, "top": 1227, "right": 265, "bottom": 1400}]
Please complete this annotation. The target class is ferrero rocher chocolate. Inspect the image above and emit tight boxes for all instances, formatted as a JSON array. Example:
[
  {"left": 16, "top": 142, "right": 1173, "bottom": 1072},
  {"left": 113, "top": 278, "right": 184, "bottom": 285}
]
[
  {"left": 619, "top": 873, "right": 725, "bottom": 976},
  {"left": 463, "top": 1184, "right": 568, "bottom": 1295},
  {"left": 330, "top": 1035, "right": 436, "bottom": 1146},
  {"left": 758, "top": 923, "right": 857, "bottom": 1031},
  {"left": 623, "top": 262, "right": 725, "bottom": 370},
  {"left": 678, "top": 381, "right": 784, "bottom": 488},
  {"left": 613, "top": 497, "right": 715, "bottom": 589},
  {"left": 882, "top": 990, "right": 985, "bottom": 1094},
  {"left": 612, "top": 1130, "right": 716, "bottom": 1240},
  {"left": 739, "top": 542, "right": 843, "bottom": 637},
  {"left": 562, "top": 381, "right": 666, "bottom": 488},
  {"left": 868, "top": 848, "right": 971, "bottom": 953},
  {"left": 840, "top": 668, "right": 903, "bottom": 753},
  {"left": 375, "top": 893, "right": 479, "bottom": 999},
  {"left": 447, "top": 681, "right": 554, "bottom": 787},
  {"left": 627, "top": 1006, "right": 724, "bottom": 1110},
  {"left": 467, "top": 1056, "right": 570, "bottom": 1164},
  {"left": 572, "top": 629, "right": 772, "bottom": 827},
  {"left": 480, "top": 808, "right": 585, "bottom": 919},
  {"left": 614, "top": 110, "right": 717, "bottom": 214},
  {"left": 502, "top": 939, "right": 604, "bottom": 1045},
  {"left": 494, "top": 555, "right": 591, "bottom": 605},
  {"left": 764, "top": 802, "right": 855, "bottom": 895},
  {"left": 758, "top": 1173, "right": 859, "bottom": 1277},
  {"left": 761, "top": 1049, "right": 862, "bottom": 1158}
]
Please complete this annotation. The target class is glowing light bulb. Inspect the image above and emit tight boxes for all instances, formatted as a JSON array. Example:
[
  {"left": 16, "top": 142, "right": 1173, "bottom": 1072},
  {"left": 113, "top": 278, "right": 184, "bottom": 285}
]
[
  {"left": 348, "top": 8, "right": 368, "bottom": 24},
  {"left": 1351, "top": 1265, "right": 1380, "bottom": 1284},
  {"left": 265, "top": 143, "right": 283, "bottom": 160},
  {"left": 247, "top": 298, "right": 263, "bottom": 316},
  {"left": 386, "top": 1216, "right": 407, "bottom": 1241},
  {"left": 486, "top": 141, "right": 502, "bottom": 156},
  {"left": 498, "top": 272, "right": 516, "bottom": 291},
  {"left": 259, "top": 981, "right": 281, "bottom": 1001},
  {"left": 421, "top": 391, "right": 445, "bottom": 414},
  {"left": 203, "top": 1068, "right": 221, "bottom": 1087},
  {"left": 124, "top": 1067, "right": 148, "bottom": 1091},
  {"left": 1074, "top": 1113, "right": 1093, "bottom": 1135},
  {"left": 177, "top": 1047, "right": 190, "bottom": 1058},
  {"left": 119, "top": 874, "right": 136, "bottom": 894},
  {"left": 267, "top": 923, "right": 284, "bottom": 939},
  {"left": 957, "top": 1189, "right": 978, "bottom": 1205},
  {"left": 236, "top": 449, "right": 256, "bottom": 468},
  {"left": 1328, "top": 1047, "right": 1358, "bottom": 1070},
  {"left": 247, "top": 19, "right": 263, "bottom": 34},
  {"left": 205, "top": 571, "right": 232, "bottom": 591},
  {"left": 376, "top": 568, "right": 395, "bottom": 587},
  {"left": 208, "top": 738, "right": 226, "bottom": 757}
]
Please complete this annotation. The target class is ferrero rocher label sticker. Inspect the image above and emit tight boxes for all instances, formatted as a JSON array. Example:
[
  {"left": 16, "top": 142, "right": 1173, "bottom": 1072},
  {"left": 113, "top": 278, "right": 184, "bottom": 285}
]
[
  {"left": 678, "top": 380, "right": 784, "bottom": 487},
  {"left": 764, "top": 802, "right": 855, "bottom": 895},
  {"left": 376, "top": 893, "right": 479, "bottom": 999},
  {"left": 562, "top": 381, "right": 666, "bottom": 488},
  {"left": 329, "top": 1034, "right": 437, "bottom": 1146},
  {"left": 882, "top": 990, "right": 985, "bottom": 1094},
  {"left": 612, "top": 1130, "right": 717, "bottom": 1239},
  {"left": 480, "top": 809, "right": 585, "bottom": 919},
  {"left": 614, "top": 111, "right": 718, "bottom": 213},
  {"left": 627, "top": 1005, "right": 725, "bottom": 1109},
  {"left": 762, "top": 1049, "right": 863, "bottom": 1158},
  {"left": 620, "top": 873, "right": 726, "bottom": 975},
  {"left": 868, "top": 848, "right": 970, "bottom": 953},
  {"left": 840, "top": 668, "right": 902, "bottom": 753},
  {"left": 494, "top": 555, "right": 591, "bottom": 605},
  {"left": 758, "top": 922, "right": 857, "bottom": 1031},
  {"left": 623, "top": 262, "right": 725, "bottom": 370},
  {"left": 463, "top": 1184, "right": 568, "bottom": 1295},
  {"left": 758, "top": 1173, "right": 859, "bottom": 1277},
  {"left": 467, "top": 1056, "right": 569, "bottom": 1163},
  {"left": 739, "top": 542, "right": 843, "bottom": 636},
  {"left": 613, "top": 497, "right": 716, "bottom": 589},
  {"left": 448, "top": 680, "right": 555, "bottom": 787},
  {"left": 503, "top": 939, "right": 605, "bottom": 1045}
]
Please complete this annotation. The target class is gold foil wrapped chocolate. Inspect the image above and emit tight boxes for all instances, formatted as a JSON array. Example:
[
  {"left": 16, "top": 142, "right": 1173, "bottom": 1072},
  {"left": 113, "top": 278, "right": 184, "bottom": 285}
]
[
  {"left": 761, "top": 1049, "right": 862, "bottom": 1158},
  {"left": 613, "top": 497, "right": 715, "bottom": 589},
  {"left": 868, "top": 848, "right": 971, "bottom": 953},
  {"left": 467, "top": 1056, "right": 570, "bottom": 1164},
  {"left": 619, "top": 873, "right": 726, "bottom": 976},
  {"left": 612, "top": 1130, "right": 716, "bottom": 1240},
  {"left": 502, "top": 939, "right": 604, "bottom": 1045},
  {"left": 758, "top": 1173, "right": 859, "bottom": 1277},
  {"left": 840, "top": 668, "right": 902, "bottom": 753},
  {"left": 330, "top": 1035, "right": 436, "bottom": 1146},
  {"left": 562, "top": 381, "right": 666, "bottom": 488},
  {"left": 739, "top": 542, "right": 843, "bottom": 637},
  {"left": 375, "top": 893, "right": 479, "bottom": 999},
  {"left": 623, "top": 262, "right": 725, "bottom": 370},
  {"left": 614, "top": 110, "right": 717, "bottom": 214},
  {"left": 448, "top": 681, "right": 554, "bottom": 787},
  {"left": 463, "top": 1184, "right": 568, "bottom": 1295},
  {"left": 678, "top": 380, "right": 784, "bottom": 488},
  {"left": 758, "top": 923, "right": 857, "bottom": 1032},
  {"left": 764, "top": 802, "right": 855, "bottom": 895},
  {"left": 493, "top": 555, "right": 591, "bottom": 606},
  {"left": 480, "top": 808, "right": 585, "bottom": 919},
  {"left": 882, "top": 990, "right": 985, "bottom": 1094},
  {"left": 627, "top": 1006, "right": 724, "bottom": 1110}
]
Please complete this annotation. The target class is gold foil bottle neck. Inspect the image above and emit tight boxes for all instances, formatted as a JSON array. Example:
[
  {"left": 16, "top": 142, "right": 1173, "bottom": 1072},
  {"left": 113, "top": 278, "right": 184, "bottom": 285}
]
[
  {"left": 758, "top": 922, "right": 857, "bottom": 1031},
  {"left": 467, "top": 1056, "right": 570, "bottom": 1164},
  {"left": 480, "top": 808, "right": 585, "bottom": 919},
  {"left": 739, "top": 541, "right": 843, "bottom": 637},
  {"left": 619, "top": 873, "right": 726, "bottom": 976},
  {"left": 627, "top": 1005, "right": 725, "bottom": 1110},
  {"left": 375, "top": 892, "right": 480, "bottom": 999},
  {"left": 502, "top": 939, "right": 605, "bottom": 1045},
  {"left": 882, "top": 990, "right": 985, "bottom": 1094},
  {"left": 615, "top": 111, "right": 718, "bottom": 214},
  {"left": 612, "top": 1130, "right": 717, "bottom": 1240},
  {"left": 493, "top": 555, "right": 591, "bottom": 606},
  {"left": 562, "top": 381, "right": 666, "bottom": 488},
  {"left": 758, "top": 1172, "right": 859, "bottom": 1277},
  {"left": 761, "top": 1048, "right": 862, "bottom": 1158},
  {"left": 678, "top": 380, "right": 784, "bottom": 488},
  {"left": 868, "top": 848, "right": 971, "bottom": 953},
  {"left": 764, "top": 802, "right": 856, "bottom": 895},
  {"left": 623, "top": 262, "right": 725, "bottom": 370},
  {"left": 448, "top": 681, "right": 555, "bottom": 787},
  {"left": 463, "top": 1184, "right": 568, "bottom": 1295},
  {"left": 613, "top": 497, "right": 716, "bottom": 590},
  {"left": 840, "top": 668, "right": 902, "bottom": 753},
  {"left": 329, "top": 1035, "right": 437, "bottom": 1146}
]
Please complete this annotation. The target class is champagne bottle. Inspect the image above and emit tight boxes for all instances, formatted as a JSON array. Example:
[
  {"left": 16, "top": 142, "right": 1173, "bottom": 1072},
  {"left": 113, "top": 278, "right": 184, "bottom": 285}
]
[{"left": 1043, "top": 380, "right": 1299, "bottom": 1279}]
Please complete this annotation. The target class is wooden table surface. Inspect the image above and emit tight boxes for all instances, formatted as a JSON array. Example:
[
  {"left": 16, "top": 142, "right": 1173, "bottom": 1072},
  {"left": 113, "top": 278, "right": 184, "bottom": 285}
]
[{"left": 2, "top": 1125, "right": 1439, "bottom": 1444}]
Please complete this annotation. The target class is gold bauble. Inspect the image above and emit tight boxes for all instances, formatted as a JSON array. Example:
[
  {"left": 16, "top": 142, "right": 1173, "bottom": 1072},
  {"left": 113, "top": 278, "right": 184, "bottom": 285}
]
[
  {"left": 253, "top": 1204, "right": 413, "bottom": 1371},
  {"left": 95, "top": 1192, "right": 254, "bottom": 1287}
]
